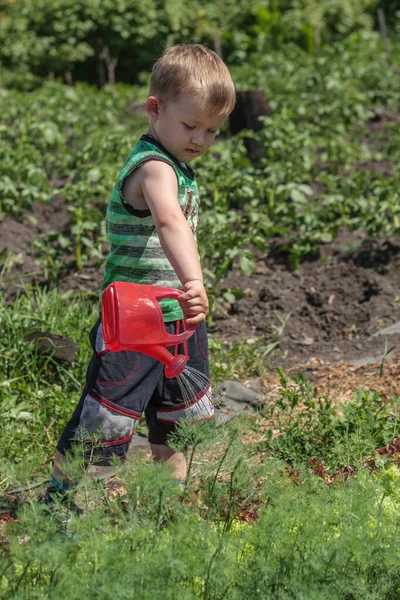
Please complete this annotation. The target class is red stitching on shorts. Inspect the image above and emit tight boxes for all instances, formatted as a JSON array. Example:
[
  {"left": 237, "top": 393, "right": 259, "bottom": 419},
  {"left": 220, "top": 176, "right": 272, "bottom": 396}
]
[
  {"left": 77, "top": 432, "right": 133, "bottom": 447},
  {"left": 96, "top": 348, "right": 109, "bottom": 357},
  {"left": 87, "top": 392, "right": 142, "bottom": 419},
  {"left": 96, "top": 354, "right": 140, "bottom": 387},
  {"left": 102, "top": 433, "right": 134, "bottom": 447},
  {"left": 157, "top": 383, "right": 211, "bottom": 412},
  {"left": 157, "top": 414, "right": 214, "bottom": 424},
  {"left": 197, "top": 329, "right": 209, "bottom": 360}
]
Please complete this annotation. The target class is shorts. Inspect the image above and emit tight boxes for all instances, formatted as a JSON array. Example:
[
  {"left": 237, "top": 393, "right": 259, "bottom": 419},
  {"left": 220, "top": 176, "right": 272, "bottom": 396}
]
[{"left": 56, "top": 318, "right": 213, "bottom": 465}]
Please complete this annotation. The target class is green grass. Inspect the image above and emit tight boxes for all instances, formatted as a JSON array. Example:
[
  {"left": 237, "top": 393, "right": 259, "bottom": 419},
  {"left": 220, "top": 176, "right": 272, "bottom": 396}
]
[
  {"left": 0, "top": 286, "right": 96, "bottom": 466},
  {"left": 2, "top": 411, "right": 400, "bottom": 599},
  {"left": 2, "top": 285, "right": 400, "bottom": 597}
]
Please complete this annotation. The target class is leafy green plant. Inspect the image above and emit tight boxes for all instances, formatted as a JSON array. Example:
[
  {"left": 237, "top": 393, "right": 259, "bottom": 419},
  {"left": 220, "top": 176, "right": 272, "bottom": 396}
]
[
  {"left": 261, "top": 370, "right": 400, "bottom": 471},
  {"left": 3, "top": 420, "right": 400, "bottom": 598}
]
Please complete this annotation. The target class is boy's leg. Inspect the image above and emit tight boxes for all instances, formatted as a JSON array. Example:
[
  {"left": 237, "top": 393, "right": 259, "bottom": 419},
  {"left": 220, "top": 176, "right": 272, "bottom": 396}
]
[
  {"left": 43, "top": 451, "right": 83, "bottom": 516},
  {"left": 52, "top": 450, "right": 71, "bottom": 483},
  {"left": 149, "top": 443, "right": 187, "bottom": 480},
  {"left": 43, "top": 385, "right": 94, "bottom": 509},
  {"left": 48, "top": 318, "right": 164, "bottom": 496},
  {"left": 145, "top": 321, "right": 213, "bottom": 481},
  {"left": 48, "top": 318, "right": 211, "bottom": 502}
]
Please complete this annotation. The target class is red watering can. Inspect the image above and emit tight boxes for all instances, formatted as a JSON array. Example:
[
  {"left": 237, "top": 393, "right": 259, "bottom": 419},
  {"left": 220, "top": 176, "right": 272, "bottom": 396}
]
[{"left": 101, "top": 281, "right": 195, "bottom": 378}]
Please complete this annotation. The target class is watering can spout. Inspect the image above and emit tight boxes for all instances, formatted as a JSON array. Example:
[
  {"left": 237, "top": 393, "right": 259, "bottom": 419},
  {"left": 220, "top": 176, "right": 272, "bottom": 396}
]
[{"left": 134, "top": 344, "right": 188, "bottom": 378}]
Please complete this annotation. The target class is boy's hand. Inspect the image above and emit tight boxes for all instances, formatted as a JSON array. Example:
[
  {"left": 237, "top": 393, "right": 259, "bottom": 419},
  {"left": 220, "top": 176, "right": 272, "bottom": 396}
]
[{"left": 178, "top": 279, "right": 209, "bottom": 326}]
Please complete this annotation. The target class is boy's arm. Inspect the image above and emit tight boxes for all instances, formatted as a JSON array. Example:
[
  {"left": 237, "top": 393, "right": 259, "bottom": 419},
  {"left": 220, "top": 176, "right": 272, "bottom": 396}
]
[{"left": 139, "top": 161, "right": 208, "bottom": 325}]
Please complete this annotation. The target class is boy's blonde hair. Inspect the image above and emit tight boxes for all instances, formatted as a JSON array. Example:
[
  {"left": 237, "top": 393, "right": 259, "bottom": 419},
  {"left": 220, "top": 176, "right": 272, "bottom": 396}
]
[{"left": 150, "top": 44, "right": 236, "bottom": 115}]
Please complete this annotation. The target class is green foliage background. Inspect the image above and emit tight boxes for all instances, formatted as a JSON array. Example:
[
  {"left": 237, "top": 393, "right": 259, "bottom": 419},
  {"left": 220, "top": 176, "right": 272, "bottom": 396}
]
[{"left": 0, "top": 0, "right": 396, "bottom": 86}]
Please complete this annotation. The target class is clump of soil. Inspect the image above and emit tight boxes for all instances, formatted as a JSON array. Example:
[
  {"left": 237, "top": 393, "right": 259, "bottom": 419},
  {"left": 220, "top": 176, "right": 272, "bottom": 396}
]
[
  {"left": 0, "top": 197, "right": 72, "bottom": 297},
  {"left": 0, "top": 197, "right": 103, "bottom": 300},
  {"left": 214, "top": 228, "right": 400, "bottom": 366}
]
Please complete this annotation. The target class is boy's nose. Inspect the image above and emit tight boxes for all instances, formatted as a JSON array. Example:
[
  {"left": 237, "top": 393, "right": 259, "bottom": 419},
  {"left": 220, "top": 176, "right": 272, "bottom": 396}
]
[{"left": 191, "top": 133, "right": 205, "bottom": 146}]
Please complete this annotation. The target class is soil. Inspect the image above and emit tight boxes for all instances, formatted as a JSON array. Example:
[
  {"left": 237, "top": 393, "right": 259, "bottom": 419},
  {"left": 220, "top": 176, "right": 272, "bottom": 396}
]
[
  {"left": 214, "top": 228, "right": 400, "bottom": 367},
  {"left": 0, "top": 195, "right": 72, "bottom": 295},
  {"left": 0, "top": 196, "right": 103, "bottom": 300}
]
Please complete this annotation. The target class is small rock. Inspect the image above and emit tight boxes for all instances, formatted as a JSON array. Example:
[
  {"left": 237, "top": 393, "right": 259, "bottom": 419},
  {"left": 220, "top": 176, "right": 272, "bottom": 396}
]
[
  {"left": 223, "top": 398, "right": 246, "bottom": 412},
  {"left": 373, "top": 321, "right": 400, "bottom": 337},
  {"left": 127, "top": 434, "right": 151, "bottom": 456},
  {"left": 131, "top": 435, "right": 150, "bottom": 447},
  {"left": 349, "top": 353, "right": 394, "bottom": 367},
  {"left": 244, "top": 288, "right": 256, "bottom": 297},
  {"left": 87, "top": 465, "right": 117, "bottom": 480},
  {"left": 214, "top": 396, "right": 254, "bottom": 425},
  {"left": 24, "top": 331, "right": 79, "bottom": 363},
  {"left": 219, "top": 380, "right": 260, "bottom": 404},
  {"left": 306, "top": 290, "right": 323, "bottom": 307}
]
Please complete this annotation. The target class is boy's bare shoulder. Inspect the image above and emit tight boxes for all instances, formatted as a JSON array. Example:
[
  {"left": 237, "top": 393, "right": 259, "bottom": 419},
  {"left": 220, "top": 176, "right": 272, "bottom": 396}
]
[
  {"left": 123, "top": 159, "right": 178, "bottom": 210},
  {"left": 139, "top": 159, "right": 177, "bottom": 183},
  {"left": 126, "top": 159, "right": 177, "bottom": 187}
]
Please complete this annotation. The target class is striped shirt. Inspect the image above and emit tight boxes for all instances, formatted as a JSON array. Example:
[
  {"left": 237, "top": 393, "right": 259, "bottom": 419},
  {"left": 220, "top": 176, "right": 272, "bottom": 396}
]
[{"left": 101, "top": 134, "right": 201, "bottom": 322}]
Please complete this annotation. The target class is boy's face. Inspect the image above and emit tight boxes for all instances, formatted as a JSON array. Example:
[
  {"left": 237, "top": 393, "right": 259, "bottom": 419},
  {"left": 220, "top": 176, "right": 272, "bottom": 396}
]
[{"left": 146, "top": 92, "right": 227, "bottom": 163}]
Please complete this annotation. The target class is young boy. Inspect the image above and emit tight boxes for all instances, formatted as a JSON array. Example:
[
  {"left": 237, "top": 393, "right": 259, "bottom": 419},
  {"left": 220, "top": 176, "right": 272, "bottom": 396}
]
[{"left": 44, "top": 44, "right": 236, "bottom": 508}]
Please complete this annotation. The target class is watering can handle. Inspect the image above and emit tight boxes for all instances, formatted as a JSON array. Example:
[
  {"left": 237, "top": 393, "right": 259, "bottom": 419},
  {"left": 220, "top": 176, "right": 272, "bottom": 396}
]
[
  {"left": 155, "top": 288, "right": 185, "bottom": 302},
  {"left": 155, "top": 288, "right": 197, "bottom": 332}
]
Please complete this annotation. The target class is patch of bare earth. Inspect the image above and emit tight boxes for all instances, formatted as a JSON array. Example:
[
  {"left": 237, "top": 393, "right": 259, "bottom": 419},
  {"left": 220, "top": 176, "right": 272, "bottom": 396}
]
[{"left": 214, "top": 228, "right": 400, "bottom": 367}]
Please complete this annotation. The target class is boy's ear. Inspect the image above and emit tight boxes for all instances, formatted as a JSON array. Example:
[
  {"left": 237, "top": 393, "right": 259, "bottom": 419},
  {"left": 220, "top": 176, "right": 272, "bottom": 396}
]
[{"left": 146, "top": 96, "right": 161, "bottom": 120}]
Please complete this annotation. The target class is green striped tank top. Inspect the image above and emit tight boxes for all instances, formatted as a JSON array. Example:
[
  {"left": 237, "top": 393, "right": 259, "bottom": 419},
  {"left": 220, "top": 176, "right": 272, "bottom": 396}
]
[{"left": 101, "top": 134, "right": 201, "bottom": 322}]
